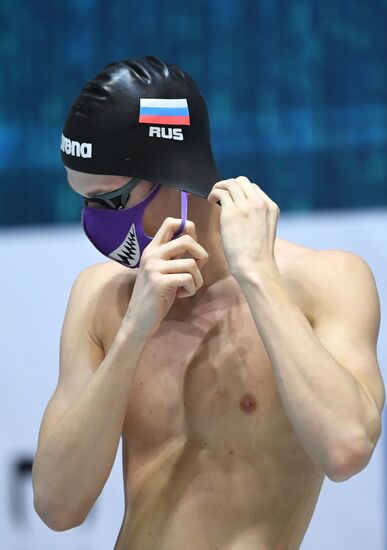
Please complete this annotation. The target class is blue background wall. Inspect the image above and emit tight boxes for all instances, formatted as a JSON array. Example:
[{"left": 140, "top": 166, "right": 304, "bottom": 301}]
[{"left": 1, "top": 0, "right": 386, "bottom": 225}]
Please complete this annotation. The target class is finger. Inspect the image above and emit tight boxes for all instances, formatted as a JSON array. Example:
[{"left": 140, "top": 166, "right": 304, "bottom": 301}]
[
  {"left": 160, "top": 272, "right": 196, "bottom": 297},
  {"left": 151, "top": 217, "right": 197, "bottom": 247},
  {"left": 156, "top": 235, "right": 209, "bottom": 269},
  {"left": 208, "top": 187, "right": 235, "bottom": 207},
  {"left": 211, "top": 178, "right": 246, "bottom": 204},
  {"left": 157, "top": 258, "right": 203, "bottom": 289},
  {"left": 235, "top": 176, "right": 259, "bottom": 200},
  {"left": 251, "top": 182, "right": 279, "bottom": 208}
]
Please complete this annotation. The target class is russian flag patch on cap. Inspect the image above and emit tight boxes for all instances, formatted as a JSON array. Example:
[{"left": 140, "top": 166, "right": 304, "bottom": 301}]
[{"left": 139, "top": 98, "right": 190, "bottom": 126}]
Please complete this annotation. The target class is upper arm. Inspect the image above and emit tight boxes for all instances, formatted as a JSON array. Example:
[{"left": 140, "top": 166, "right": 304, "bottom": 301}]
[
  {"left": 36, "top": 265, "right": 105, "bottom": 450},
  {"left": 312, "top": 251, "right": 385, "bottom": 416}
]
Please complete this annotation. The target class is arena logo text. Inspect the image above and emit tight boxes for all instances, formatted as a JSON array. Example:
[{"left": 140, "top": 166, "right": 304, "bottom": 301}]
[{"left": 61, "top": 134, "right": 93, "bottom": 158}]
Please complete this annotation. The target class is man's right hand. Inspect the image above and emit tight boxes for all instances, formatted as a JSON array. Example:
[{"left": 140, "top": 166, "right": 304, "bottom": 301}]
[{"left": 125, "top": 217, "right": 209, "bottom": 339}]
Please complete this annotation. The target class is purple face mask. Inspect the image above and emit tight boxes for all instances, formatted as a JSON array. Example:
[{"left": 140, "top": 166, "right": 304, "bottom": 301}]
[{"left": 82, "top": 183, "right": 188, "bottom": 268}]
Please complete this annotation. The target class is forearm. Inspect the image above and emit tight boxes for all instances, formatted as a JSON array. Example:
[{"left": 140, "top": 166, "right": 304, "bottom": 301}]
[
  {"left": 237, "top": 265, "right": 375, "bottom": 475},
  {"left": 33, "top": 319, "right": 148, "bottom": 529}
]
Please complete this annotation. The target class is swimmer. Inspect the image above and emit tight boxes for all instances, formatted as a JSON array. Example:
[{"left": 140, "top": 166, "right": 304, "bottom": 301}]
[{"left": 32, "top": 56, "right": 385, "bottom": 550}]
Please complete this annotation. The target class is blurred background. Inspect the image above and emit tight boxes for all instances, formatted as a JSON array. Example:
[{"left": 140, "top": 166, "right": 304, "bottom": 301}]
[{"left": 0, "top": 0, "right": 386, "bottom": 548}]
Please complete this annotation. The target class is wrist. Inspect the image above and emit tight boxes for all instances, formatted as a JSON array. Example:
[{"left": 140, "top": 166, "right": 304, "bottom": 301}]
[
  {"left": 233, "top": 261, "right": 280, "bottom": 286},
  {"left": 116, "top": 315, "right": 150, "bottom": 347}
]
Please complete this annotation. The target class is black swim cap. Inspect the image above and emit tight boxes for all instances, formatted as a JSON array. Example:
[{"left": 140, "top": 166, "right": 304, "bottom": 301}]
[{"left": 61, "top": 55, "right": 220, "bottom": 198}]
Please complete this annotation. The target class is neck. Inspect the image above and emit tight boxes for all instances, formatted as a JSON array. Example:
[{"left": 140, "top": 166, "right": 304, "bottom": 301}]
[
  {"left": 194, "top": 208, "right": 231, "bottom": 289},
  {"left": 172, "top": 196, "right": 232, "bottom": 312}
]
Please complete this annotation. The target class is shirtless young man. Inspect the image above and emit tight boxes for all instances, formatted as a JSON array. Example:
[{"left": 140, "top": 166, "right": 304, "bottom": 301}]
[{"left": 32, "top": 58, "right": 385, "bottom": 549}]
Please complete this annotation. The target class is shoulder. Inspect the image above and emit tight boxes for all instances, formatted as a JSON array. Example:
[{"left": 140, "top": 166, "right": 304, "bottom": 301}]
[
  {"left": 69, "top": 261, "right": 137, "bottom": 342},
  {"left": 299, "top": 248, "right": 377, "bottom": 288},
  {"left": 277, "top": 240, "right": 379, "bottom": 324},
  {"left": 277, "top": 237, "right": 375, "bottom": 282},
  {"left": 73, "top": 260, "right": 136, "bottom": 292},
  {"left": 297, "top": 249, "right": 380, "bottom": 331},
  {"left": 71, "top": 260, "right": 138, "bottom": 314},
  {"left": 307, "top": 248, "right": 371, "bottom": 267}
]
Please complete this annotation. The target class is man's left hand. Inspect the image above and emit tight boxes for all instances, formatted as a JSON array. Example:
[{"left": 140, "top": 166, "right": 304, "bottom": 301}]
[{"left": 207, "top": 176, "right": 280, "bottom": 280}]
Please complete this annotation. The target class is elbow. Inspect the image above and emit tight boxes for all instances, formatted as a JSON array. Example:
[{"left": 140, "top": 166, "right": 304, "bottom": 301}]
[
  {"left": 32, "top": 464, "right": 87, "bottom": 531},
  {"left": 33, "top": 484, "right": 87, "bottom": 531},
  {"left": 325, "top": 432, "right": 377, "bottom": 483},
  {"left": 34, "top": 498, "right": 86, "bottom": 531}
]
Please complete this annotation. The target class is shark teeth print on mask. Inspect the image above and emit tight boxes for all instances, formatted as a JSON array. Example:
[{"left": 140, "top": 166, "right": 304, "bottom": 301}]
[{"left": 109, "top": 223, "right": 141, "bottom": 267}]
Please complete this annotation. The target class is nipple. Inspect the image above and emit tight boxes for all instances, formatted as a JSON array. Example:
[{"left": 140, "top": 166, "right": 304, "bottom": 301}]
[{"left": 239, "top": 392, "right": 257, "bottom": 414}]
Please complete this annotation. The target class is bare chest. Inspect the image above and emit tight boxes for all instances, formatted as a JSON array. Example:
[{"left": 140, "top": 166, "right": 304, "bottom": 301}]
[{"left": 101, "top": 277, "right": 311, "bottom": 458}]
